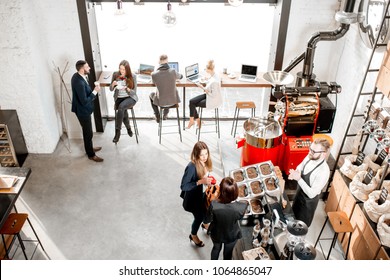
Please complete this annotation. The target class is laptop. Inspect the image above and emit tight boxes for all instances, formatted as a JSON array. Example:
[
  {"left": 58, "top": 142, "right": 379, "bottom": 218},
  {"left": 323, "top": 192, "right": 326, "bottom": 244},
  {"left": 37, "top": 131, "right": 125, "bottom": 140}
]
[
  {"left": 137, "top": 63, "right": 154, "bottom": 83},
  {"left": 185, "top": 63, "right": 201, "bottom": 83},
  {"left": 238, "top": 64, "right": 258, "bottom": 83},
  {"left": 168, "top": 62, "right": 179, "bottom": 73}
]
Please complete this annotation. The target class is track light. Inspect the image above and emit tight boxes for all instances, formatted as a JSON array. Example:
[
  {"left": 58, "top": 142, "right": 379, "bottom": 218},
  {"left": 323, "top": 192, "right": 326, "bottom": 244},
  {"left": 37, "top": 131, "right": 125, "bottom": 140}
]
[
  {"left": 163, "top": 0, "right": 176, "bottom": 27},
  {"left": 115, "top": 0, "right": 125, "bottom": 15},
  {"left": 228, "top": 0, "right": 244, "bottom": 7}
]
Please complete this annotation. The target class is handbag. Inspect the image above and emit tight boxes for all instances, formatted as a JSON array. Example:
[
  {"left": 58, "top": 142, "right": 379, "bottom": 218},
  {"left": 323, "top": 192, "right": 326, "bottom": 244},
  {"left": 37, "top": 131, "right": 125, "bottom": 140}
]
[{"left": 205, "top": 184, "right": 220, "bottom": 209}]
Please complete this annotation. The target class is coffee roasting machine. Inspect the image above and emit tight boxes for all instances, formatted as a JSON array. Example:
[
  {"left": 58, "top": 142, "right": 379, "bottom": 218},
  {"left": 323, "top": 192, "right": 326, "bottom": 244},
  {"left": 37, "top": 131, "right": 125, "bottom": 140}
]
[{"left": 238, "top": 0, "right": 364, "bottom": 173}]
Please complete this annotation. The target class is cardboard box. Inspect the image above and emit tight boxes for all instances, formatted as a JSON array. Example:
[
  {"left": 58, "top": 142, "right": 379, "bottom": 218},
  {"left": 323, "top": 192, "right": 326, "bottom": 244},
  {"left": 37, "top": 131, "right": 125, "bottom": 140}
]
[
  {"left": 376, "top": 65, "right": 390, "bottom": 97},
  {"left": 375, "top": 246, "right": 390, "bottom": 260}
]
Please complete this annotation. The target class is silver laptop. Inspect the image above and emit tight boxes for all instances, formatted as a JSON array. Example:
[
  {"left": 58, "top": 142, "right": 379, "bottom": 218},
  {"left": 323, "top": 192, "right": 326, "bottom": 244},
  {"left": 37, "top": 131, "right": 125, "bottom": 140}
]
[
  {"left": 185, "top": 63, "right": 201, "bottom": 83},
  {"left": 137, "top": 63, "right": 154, "bottom": 83},
  {"left": 238, "top": 64, "right": 258, "bottom": 83},
  {"left": 168, "top": 62, "right": 179, "bottom": 73}
]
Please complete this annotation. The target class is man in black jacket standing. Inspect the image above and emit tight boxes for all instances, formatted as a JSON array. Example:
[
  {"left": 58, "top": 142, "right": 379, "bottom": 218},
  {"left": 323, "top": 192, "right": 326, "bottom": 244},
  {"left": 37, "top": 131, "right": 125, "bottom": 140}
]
[{"left": 71, "top": 60, "right": 103, "bottom": 162}]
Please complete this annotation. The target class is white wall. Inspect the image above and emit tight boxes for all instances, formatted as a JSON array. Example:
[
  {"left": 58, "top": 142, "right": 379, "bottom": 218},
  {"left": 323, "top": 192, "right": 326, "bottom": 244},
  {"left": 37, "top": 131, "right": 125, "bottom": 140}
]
[
  {"left": 0, "top": 0, "right": 84, "bottom": 153},
  {"left": 282, "top": 0, "right": 384, "bottom": 157}
]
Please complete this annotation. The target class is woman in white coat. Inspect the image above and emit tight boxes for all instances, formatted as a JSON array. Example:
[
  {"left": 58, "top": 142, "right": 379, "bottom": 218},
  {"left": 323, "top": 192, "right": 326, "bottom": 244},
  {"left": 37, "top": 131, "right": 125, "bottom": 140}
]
[{"left": 187, "top": 60, "right": 223, "bottom": 129}]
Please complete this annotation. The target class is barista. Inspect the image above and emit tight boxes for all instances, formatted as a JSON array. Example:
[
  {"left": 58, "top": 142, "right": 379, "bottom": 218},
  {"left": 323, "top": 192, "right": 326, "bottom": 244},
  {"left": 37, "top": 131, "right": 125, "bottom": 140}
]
[{"left": 288, "top": 138, "right": 330, "bottom": 227}]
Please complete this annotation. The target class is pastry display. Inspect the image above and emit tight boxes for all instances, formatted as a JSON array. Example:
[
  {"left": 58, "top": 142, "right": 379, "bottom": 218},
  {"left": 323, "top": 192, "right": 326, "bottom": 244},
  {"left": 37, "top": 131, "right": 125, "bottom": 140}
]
[
  {"left": 246, "top": 167, "right": 258, "bottom": 179},
  {"left": 250, "top": 199, "right": 263, "bottom": 214},
  {"left": 238, "top": 184, "right": 248, "bottom": 197},
  {"left": 260, "top": 163, "right": 272, "bottom": 176},
  {"left": 264, "top": 177, "right": 277, "bottom": 191},
  {"left": 250, "top": 180, "right": 262, "bottom": 195},
  {"left": 233, "top": 170, "right": 245, "bottom": 182}
]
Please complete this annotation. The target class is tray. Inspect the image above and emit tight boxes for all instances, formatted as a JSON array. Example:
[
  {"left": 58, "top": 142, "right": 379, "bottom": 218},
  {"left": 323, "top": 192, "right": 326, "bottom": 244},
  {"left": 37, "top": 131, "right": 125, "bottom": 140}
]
[
  {"left": 247, "top": 179, "right": 265, "bottom": 197},
  {"left": 230, "top": 168, "right": 246, "bottom": 183},
  {"left": 249, "top": 198, "right": 265, "bottom": 215},
  {"left": 244, "top": 165, "right": 261, "bottom": 180},
  {"left": 237, "top": 182, "right": 250, "bottom": 200},
  {"left": 258, "top": 160, "right": 275, "bottom": 177}
]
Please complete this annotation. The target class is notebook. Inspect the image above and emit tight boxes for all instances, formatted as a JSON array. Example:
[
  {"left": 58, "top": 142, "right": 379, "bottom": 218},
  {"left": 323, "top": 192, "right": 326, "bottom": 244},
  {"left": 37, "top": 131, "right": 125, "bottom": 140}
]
[
  {"left": 185, "top": 63, "right": 201, "bottom": 83},
  {"left": 137, "top": 63, "right": 154, "bottom": 83},
  {"left": 168, "top": 62, "right": 179, "bottom": 73},
  {"left": 238, "top": 64, "right": 258, "bottom": 83}
]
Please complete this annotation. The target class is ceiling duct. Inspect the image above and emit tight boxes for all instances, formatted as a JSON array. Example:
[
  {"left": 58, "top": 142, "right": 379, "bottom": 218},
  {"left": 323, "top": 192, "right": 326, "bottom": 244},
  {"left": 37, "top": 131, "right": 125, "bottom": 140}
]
[{"left": 285, "top": 0, "right": 362, "bottom": 88}]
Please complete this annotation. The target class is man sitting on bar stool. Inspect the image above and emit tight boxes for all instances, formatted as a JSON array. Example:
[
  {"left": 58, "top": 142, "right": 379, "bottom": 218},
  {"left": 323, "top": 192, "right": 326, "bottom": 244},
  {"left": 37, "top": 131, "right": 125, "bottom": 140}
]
[
  {"left": 149, "top": 54, "right": 183, "bottom": 123},
  {"left": 288, "top": 138, "right": 331, "bottom": 227}
]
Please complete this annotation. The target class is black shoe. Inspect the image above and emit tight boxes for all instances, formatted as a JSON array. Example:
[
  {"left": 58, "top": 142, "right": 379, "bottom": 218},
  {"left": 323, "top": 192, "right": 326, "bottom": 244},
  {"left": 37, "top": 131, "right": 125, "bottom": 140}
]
[
  {"left": 155, "top": 115, "right": 160, "bottom": 123},
  {"left": 189, "top": 235, "right": 204, "bottom": 247},
  {"left": 113, "top": 129, "right": 120, "bottom": 143},
  {"left": 127, "top": 128, "right": 133, "bottom": 137},
  {"left": 163, "top": 114, "right": 168, "bottom": 120}
]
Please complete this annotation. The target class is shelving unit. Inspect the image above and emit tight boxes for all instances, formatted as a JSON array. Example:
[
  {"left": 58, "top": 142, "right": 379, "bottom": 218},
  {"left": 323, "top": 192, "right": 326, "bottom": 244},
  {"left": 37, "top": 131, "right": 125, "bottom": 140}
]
[
  {"left": 0, "top": 124, "right": 19, "bottom": 167},
  {"left": 0, "top": 110, "right": 28, "bottom": 167}
]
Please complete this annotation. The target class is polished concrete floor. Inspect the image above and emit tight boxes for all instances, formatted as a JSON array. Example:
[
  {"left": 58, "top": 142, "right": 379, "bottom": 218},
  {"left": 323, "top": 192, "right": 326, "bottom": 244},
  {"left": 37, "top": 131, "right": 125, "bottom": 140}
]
[{"left": 12, "top": 119, "right": 343, "bottom": 260}]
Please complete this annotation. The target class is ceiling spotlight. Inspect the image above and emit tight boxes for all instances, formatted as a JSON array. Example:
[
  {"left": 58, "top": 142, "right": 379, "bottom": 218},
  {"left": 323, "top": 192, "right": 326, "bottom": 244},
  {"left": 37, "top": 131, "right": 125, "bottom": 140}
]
[
  {"left": 228, "top": 0, "right": 244, "bottom": 7},
  {"left": 115, "top": 0, "right": 125, "bottom": 15},
  {"left": 163, "top": 0, "right": 176, "bottom": 27}
]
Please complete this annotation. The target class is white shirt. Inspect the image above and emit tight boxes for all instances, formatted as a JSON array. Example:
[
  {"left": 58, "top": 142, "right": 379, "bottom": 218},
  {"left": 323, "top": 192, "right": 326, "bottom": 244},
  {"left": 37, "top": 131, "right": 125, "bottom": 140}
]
[{"left": 296, "top": 155, "right": 330, "bottom": 198}]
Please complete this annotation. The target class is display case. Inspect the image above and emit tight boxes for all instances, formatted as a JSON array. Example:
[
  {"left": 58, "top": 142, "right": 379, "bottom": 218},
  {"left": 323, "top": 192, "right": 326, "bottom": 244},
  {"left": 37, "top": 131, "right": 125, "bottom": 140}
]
[
  {"left": 0, "top": 110, "right": 28, "bottom": 167},
  {"left": 0, "top": 124, "right": 19, "bottom": 166}
]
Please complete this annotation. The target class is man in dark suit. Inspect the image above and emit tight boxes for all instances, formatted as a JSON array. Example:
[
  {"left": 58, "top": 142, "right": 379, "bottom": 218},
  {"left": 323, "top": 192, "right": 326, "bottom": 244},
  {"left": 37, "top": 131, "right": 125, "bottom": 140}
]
[{"left": 71, "top": 60, "right": 103, "bottom": 162}]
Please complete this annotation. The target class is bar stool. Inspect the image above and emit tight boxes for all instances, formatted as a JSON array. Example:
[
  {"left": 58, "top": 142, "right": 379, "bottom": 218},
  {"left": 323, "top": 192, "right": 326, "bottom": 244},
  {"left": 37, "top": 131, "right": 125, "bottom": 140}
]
[
  {"left": 314, "top": 176, "right": 356, "bottom": 260},
  {"left": 196, "top": 107, "right": 220, "bottom": 141},
  {"left": 114, "top": 107, "right": 139, "bottom": 144},
  {"left": 158, "top": 104, "right": 182, "bottom": 144},
  {"left": 231, "top": 101, "right": 256, "bottom": 136},
  {"left": 0, "top": 213, "right": 46, "bottom": 260}
]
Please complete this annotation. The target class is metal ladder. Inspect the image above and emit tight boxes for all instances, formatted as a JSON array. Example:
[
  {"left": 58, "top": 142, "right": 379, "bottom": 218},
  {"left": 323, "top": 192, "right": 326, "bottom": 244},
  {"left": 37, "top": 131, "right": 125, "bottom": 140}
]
[{"left": 331, "top": 1, "right": 390, "bottom": 181}]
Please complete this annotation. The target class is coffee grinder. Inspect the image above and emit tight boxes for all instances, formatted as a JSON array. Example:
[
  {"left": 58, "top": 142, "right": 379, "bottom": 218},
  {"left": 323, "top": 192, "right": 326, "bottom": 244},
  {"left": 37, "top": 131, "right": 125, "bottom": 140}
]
[{"left": 280, "top": 220, "right": 308, "bottom": 260}]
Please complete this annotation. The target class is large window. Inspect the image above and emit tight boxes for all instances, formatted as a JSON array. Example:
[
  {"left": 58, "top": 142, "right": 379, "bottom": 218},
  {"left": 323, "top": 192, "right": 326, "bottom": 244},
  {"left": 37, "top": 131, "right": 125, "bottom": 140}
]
[{"left": 95, "top": 2, "right": 275, "bottom": 118}]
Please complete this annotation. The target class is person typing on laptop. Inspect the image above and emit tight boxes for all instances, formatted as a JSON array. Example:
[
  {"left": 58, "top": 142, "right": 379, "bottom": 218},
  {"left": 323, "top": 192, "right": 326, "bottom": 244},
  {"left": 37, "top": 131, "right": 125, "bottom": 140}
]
[
  {"left": 187, "top": 60, "right": 223, "bottom": 129},
  {"left": 149, "top": 54, "right": 183, "bottom": 123}
]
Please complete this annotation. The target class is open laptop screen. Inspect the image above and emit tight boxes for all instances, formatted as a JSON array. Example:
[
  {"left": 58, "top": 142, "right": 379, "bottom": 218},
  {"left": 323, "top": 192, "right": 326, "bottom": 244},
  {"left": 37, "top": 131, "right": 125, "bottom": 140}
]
[
  {"left": 241, "top": 64, "right": 258, "bottom": 76},
  {"left": 185, "top": 63, "right": 199, "bottom": 78},
  {"left": 168, "top": 62, "right": 179, "bottom": 72},
  {"left": 139, "top": 64, "right": 154, "bottom": 75}
]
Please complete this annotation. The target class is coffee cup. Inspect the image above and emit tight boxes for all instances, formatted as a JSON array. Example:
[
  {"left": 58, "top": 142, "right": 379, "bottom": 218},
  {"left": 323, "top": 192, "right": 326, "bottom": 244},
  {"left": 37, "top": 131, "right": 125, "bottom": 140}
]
[{"left": 94, "top": 81, "right": 100, "bottom": 86}]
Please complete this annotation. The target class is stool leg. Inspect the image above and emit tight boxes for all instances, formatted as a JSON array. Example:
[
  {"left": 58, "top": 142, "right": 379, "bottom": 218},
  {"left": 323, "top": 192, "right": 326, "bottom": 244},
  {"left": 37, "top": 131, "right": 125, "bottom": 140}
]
[
  {"left": 344, "top": 232, "right": 352, "bottom": 260},
  {"left": 16, "top": 233, "right": 28, "bottom": 260},
  {"left": 198, "top": 108, "right": 203, "bottom": 141},
  {"left": 1, "top": 234, "right": 10, "bottom": 260},
  {"left": 176, "top": 107, "right": 182, "bottom": 142},
  {"left": 253, "top": 108, "right": 256, "bottom": 117},
  {"left": 130, "top": 108, "right": 139, "bottom": 144},
  {"left": 159, "top": 107, "right": 163, "bottom": 144},
  {"left": 314, "top": 216, "right": 328, "bottom": 247},
  {"left": 327, "top": 233, "right": 338, "bottom": 260},
  {"left": 231, "top": 107, "right": 238, "bottom": 135},
  {"left": 234, "top": 109, "right": 240, "bottom": 137},
  {"left": 216, "top": 108, "right": 220, "bottom": 138}
]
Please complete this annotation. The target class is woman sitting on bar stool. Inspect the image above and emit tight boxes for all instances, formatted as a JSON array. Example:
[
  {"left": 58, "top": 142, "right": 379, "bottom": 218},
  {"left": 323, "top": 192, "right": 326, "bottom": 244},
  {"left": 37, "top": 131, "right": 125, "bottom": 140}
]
[
  {"left": 187, "top": 60, "right": 222, "bottom": 129},
  {"left": 109, "top": 60, "right": 138, "bottom": 143}
]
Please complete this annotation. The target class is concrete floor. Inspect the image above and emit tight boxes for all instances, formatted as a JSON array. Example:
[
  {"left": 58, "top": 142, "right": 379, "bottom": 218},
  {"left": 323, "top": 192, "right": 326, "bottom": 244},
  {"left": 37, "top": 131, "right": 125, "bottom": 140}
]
[{"left": 12, "top": 119, "right": 343, "bottom": 260}]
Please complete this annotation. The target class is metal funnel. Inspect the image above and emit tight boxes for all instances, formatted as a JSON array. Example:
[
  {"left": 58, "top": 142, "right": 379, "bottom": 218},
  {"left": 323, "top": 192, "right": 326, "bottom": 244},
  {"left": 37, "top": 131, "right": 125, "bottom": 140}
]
[{"left": 263, "top": 71, "right": 294, "bottom": 86}]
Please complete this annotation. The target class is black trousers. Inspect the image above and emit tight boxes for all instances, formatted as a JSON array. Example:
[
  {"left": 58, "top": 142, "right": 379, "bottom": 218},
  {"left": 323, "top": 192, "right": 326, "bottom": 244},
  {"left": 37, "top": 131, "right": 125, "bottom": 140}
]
[
  {"left": 189, "top": 94, "right": 206, "bottom": 119},
  {"left": 77, "top": 115, "right": 95, "bottom": 158},
  {"left": 149, "top": 93, "right": 169, "bottom": 117},
  {"left": 211, "top": 239, "right": 237, "bottom": 260}
]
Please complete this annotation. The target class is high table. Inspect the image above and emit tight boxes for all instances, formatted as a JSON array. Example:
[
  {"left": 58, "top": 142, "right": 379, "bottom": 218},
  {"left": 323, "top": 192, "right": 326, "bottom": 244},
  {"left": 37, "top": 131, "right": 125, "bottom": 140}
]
[
  {"left": 98, "top": 71, "right": 272, "bottom": 129},
  {"left": 0, "top": 167, "right": 31, "bottom": 229}
]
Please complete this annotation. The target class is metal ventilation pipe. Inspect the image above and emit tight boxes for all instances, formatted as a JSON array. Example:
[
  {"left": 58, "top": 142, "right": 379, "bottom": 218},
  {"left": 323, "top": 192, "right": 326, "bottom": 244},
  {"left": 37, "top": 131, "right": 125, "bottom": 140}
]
[{"left": 285, "top": 0, "right": 359, "bottom": 87}]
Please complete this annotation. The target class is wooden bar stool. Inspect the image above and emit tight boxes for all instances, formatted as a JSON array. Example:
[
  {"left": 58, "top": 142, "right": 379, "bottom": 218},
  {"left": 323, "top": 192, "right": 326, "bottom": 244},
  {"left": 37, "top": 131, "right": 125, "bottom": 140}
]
[
  {"left": 315, "top": 211, "right": 353, "bottom": 260},
  {"left": 231, "top": 101, "right": 256, "bottom": 136},
  {"left": 0, "top": 213, "right": 46, "bottom": 260},
  {"left": 158, "top": 104, "right": 182, "bottom": 144},
  {"left": 196, "top": 107, "right": 220, "bottom": 141}
]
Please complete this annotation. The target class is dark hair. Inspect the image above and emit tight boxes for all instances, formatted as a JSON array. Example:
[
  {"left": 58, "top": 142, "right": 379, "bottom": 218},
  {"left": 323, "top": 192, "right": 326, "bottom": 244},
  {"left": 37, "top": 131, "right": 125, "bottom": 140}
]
[
  {"left": 75, "top": 60, "right": 87, "bottom": 71},
  {"left": 218, "top": 177, "right": 238, "bottom": 204},
  {"left": 118, "top": 60, "right": 134, "bottom": 89}
]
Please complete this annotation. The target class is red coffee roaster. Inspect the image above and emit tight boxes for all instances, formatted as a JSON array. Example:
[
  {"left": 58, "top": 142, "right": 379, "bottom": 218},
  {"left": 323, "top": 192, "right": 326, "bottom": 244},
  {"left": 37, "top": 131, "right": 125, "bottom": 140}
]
[{"left": 236, "top": 117, "right": 283, "bottom": 167}]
